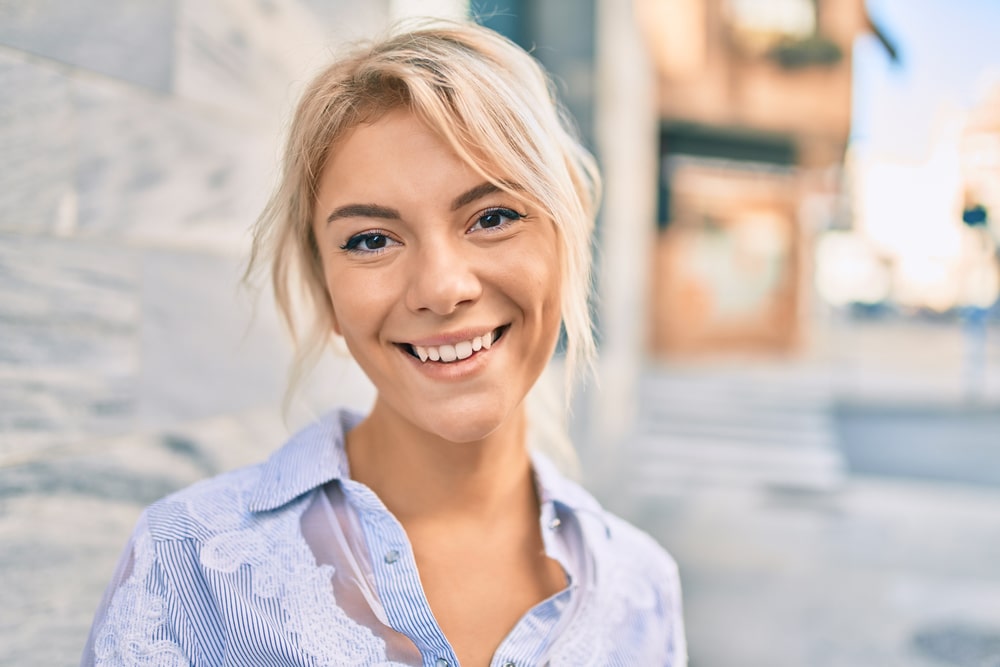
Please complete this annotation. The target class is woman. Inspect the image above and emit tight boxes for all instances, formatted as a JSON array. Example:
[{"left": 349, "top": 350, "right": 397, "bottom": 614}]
[{"left": 83, "top": 19, "right": 685, "bottom": 667}]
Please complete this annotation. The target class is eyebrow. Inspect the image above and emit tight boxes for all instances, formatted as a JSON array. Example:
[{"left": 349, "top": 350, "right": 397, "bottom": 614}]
[
  {"left": 450, "top": 182, "right": 502, "bottom": 211},
  {"left": 325, "top": 181, "right": 515, "bottom": 225},
  {"left": 326, "top": 203, "right": 400, "bottom": 224}
]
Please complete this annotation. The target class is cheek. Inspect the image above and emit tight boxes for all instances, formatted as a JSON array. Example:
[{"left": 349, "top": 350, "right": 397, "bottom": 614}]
[
  {"left": 324, "top": 266, "right": 399, "bottom": 340},
  {"left": 506, "top": 244, "right": 563, "bottom": 333},
  {"left": 540, "top": 276, "right": 564, "bottom": 343},
  {"left": 326, "top": 284, "right": 364, "bottom": 338},
  {"left": 312, "top": 232, "right": 341, "bottom": 334},
  {"left": 532, "top": 232, "right": 564, "bottom": 312},
  {"left": 321, "top": 263, "right": 362, "bottom": 339},
  {"left": 318, "top": 265, "right": 344, "bottom": 337},
  {"left": 325, "top": 284, "right": 343, "bottom": 336}
]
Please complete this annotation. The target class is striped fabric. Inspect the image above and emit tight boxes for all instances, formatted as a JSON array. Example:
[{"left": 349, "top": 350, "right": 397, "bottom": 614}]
[{"left": 83, "top": 409, "right": 686, "bottom": 666}]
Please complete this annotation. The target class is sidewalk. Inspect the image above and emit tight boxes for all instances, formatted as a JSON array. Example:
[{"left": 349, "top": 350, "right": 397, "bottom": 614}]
[
  {"left": 576, "top": 318, "right": 1000, "bottom": 667},
  {"left": 616, "top": 479, "right": 1000, "bottom": 667},
  {"left": 818, "top": 316, "right": 1000, "bottom": 408}
]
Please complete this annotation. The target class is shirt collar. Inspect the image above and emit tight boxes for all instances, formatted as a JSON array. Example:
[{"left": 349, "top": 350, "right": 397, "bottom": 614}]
[
  {"left": 530, "top": 448, "right": 604, "bottom": 518},
  {"left": 248, "top": 407, "right": 605, "bottom": 520},
  {"left": 248, "top": 408, "right": 361, "bottom": 513}
]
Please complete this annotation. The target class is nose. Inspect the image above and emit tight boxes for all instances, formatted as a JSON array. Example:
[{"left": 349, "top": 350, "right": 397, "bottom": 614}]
[{"left": 404, "top": 238, "right": 482, "bottom": 315}]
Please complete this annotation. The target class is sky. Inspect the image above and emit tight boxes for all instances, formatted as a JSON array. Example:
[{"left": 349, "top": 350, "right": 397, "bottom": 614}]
[
  {"left": 841, "top": 0, "right": 1000, "bottom": 310},
  {"left": 852, "top": 0, "right": 1000, "bottom": 158}
]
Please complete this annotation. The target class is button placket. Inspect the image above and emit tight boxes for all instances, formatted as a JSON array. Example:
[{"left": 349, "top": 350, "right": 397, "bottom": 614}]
[{"left": 351, "top": 498, "right": 456, "bottom": 662}]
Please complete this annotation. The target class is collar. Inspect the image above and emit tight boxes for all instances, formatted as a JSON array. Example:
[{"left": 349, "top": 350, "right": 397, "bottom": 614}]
[
  {"left": 247, "top": 408, "right": 362, "bottom": 513},
  {"left": 248, "top": 408, "right": 605, "bottom": 521},
  {"left": 530, "top": 448, "right": 604, "bottom": 518}
]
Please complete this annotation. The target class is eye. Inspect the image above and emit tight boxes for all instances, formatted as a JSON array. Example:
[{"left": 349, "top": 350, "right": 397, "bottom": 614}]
[
  {"left": 340, "top": 231, "right": 401, "bottom": 254},
  {"left": 468, "top": 207, "right": 524, "bottom": 233}
]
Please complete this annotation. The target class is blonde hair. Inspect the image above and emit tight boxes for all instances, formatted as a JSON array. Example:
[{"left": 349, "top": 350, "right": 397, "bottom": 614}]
[{"left": 246, "top": 19, "right": 601, "bottom": 408}]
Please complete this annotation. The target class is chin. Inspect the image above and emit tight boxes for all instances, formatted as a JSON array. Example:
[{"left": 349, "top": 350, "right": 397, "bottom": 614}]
[
  {"left": 426, "top": 415, "right": 507, "bottom": 445},
  {"left": 416, "top": 399, "right": 521, "bottom": 445}
]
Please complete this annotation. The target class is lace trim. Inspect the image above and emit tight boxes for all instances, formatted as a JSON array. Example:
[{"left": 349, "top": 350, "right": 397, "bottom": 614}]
[
  {"left": 94, "top": 530, "right": 189, "bottom": 667},
  {"left": 188, "top": 479, "right": 405, "bottom": 666}
]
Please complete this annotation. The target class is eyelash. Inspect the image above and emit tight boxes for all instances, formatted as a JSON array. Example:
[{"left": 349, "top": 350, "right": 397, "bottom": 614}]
[
  {"left": 469, "top": 207, "right": 525, "bottom": 233},
  {"left": 339, "top": 229, "right": 397, "bottom": 255},
  {"left": 338, "top": 207, "right": 526, "bottom": 255}
]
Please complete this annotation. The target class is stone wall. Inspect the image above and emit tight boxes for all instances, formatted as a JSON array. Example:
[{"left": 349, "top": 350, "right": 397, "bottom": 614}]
[
  {"left": 0, "top": 2, "right": 387, "bottom": 662},
  {"left": 0, "top": 0, "right": 389, "bottom": 461}
]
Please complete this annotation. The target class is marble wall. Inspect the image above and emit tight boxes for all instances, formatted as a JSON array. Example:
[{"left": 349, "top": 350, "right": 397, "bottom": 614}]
[
  {"left": 0, "top": 0, "right": 388, "bottom": 463},
  {"left": 0, "top": 2, "right": 386, "bottom": 662}
]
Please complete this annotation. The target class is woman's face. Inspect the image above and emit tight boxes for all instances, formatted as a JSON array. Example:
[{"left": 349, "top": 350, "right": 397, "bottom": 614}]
[{"left": 312, "top": 109, "right": 563, "bottom": 444}]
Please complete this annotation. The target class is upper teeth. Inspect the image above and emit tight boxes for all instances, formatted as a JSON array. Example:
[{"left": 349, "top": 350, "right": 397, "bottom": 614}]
[{"left": 413, "top": 330, "right": 494, "bottom": 363}]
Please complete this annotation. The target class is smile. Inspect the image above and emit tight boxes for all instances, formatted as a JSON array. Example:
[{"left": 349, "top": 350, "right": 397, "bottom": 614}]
[{"left": 401, "top": 325, "right": 508, "bottom": 363}]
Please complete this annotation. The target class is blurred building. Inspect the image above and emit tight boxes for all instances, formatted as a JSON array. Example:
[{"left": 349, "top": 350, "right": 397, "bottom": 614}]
[
  {"left": 818, "top": 74, "right": 1000, "bottom": 316},
  {"left": 958, "top": 78, "right": 1000, "bottom": 310},
  {"left": 961, "top": 76, "right": 1000, "bottom": 257},
  {"left": 638, "top": 0, "right": 895, "bottom": 355}
]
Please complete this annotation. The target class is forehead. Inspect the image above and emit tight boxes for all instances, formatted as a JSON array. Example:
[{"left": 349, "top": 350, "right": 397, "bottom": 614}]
[
  {"left": 319, "top": 110, "right": 472, "bottom": 199},
  {"left": 318, "top": 108, "right": 535, "bottom": 216}
]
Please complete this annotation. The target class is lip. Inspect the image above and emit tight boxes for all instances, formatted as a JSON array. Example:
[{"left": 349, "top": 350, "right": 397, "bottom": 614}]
[
  {"left": 399, "top": 324, "right": 508, "bottom": 348},
  {"left": 394, "top": 324, "right": 509, "bottom": 374}
]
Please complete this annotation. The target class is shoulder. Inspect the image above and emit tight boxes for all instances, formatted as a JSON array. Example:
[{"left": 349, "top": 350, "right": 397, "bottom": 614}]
[
  {"left": 141, "top": 462, "right": 268, "bottom": 543},
  {"left": 595, "top": 508, "right": 684, "bottom": 631},
  {"left": 578, "top": 497, "right": 682, "bottom": 601},
  {"left": 535, "top": 458, "right": 681, "bottom": 598},
  {"left": 137, "top": 408, "right": 360, "bottom": 543},
  {"left": 545, "top": 474, "right": 687, "bottom": 665},
  {"left": 602, "top": 510, "right": 680, "bottom": 574}
]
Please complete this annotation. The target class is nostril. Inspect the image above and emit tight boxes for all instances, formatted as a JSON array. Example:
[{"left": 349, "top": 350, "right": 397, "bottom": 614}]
[{"left": 405, "top": 255, "right": 483, "bottom": 315}]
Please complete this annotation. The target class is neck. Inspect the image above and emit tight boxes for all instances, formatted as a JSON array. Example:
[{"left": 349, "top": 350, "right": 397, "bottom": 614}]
[{"left": 345, "top": 398, "right": 536, "bottom": 524}]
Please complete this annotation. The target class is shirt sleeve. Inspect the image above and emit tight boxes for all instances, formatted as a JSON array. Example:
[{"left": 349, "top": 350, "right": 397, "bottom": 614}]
[
  {"left": 662, "top": 552, "right": 688, "bottom": 666},
  {"left": 80, "top": 515, "right": 198, "bottom": 667}
]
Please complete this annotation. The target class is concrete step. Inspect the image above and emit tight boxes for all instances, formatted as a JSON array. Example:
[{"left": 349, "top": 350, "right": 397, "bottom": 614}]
[
  {"left": 626, "top": 367, "right": 845, "bottom": 495},
  {"left": 637, "top": 417, "right": 836, "bottom": 449},
  {"left": 627, "top": 434, "right": 845, "bottom": 495}
]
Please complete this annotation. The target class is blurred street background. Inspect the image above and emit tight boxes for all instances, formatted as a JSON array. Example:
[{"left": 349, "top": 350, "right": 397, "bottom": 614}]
[{"left": 1, "top": 1, "right": 999, "bottom": 665}]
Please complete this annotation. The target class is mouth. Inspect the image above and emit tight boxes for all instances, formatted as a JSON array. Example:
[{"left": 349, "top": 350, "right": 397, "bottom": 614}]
[{"left": 398, "top": 325, "right": 509, "bottom": 364}]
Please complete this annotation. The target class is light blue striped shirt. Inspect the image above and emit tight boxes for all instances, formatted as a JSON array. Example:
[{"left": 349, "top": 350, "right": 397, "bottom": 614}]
[{"left": 83, "top": 409, "right": 685, "bottom": 666}]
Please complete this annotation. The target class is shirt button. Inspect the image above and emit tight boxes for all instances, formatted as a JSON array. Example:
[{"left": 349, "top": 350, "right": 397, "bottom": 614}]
[
  {"left": 549, "top": 517, "right": 562, "bottom": 530},
  {"left": 384, "top": 549, "right": 401, "bottom": 564},
  {"left": 435, "top": 659, "right": 450, "bottom": 667}
]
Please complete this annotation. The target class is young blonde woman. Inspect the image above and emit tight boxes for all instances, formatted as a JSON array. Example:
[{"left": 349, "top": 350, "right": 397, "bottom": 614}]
[{"left": 83, "top": 20, "right": 686, "bottom": 667}]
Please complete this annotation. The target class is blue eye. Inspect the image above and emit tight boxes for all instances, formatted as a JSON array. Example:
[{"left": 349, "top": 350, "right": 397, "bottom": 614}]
[
  {"left": 470, "top": 207, "right": 524, "bottom": 233},
  {"left": 340, "top": 231, "right": 400, "bottom": 254}
]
